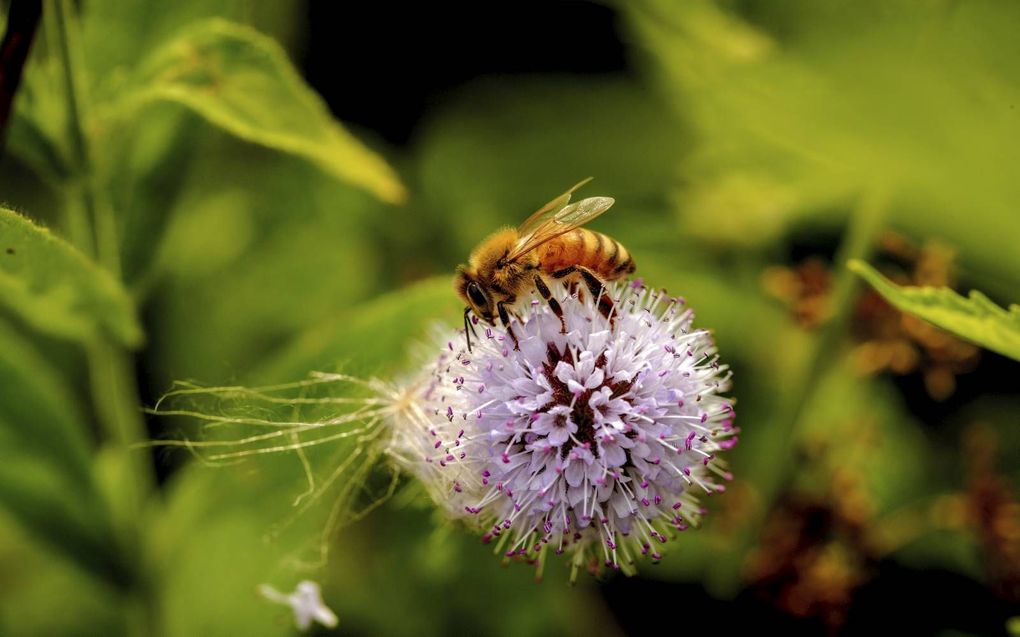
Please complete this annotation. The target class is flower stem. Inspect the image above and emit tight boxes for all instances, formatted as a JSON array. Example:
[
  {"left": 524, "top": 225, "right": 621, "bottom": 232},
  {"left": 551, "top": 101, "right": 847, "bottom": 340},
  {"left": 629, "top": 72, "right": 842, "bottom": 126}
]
[
  {"left": 50, "top": 0, "right": 158, "bottom": 634},
  {"left": 50, "top": 0, "right": 152, "bottom": 479},
  {"left": 715, "top": 186, "right": 890, "bottom": 591},
  {"left": 51, "top": 0, "right": 120, "bottom": 272},
  {"left": 782, "top": 186, "right": 891, "bottom": 449}
]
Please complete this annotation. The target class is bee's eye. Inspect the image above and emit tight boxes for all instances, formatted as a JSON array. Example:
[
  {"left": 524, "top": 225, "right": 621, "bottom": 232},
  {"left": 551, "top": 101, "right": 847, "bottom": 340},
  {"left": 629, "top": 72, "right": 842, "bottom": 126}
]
[{"left": 467, "top": 282, "right": 488, "bottom": 308}]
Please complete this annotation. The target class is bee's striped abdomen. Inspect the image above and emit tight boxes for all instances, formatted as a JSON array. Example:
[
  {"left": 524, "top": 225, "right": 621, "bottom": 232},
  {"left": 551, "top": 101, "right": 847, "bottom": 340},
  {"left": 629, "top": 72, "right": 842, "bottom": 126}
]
[
  {"left": 599, "top": 231, "right": 635, "bottom": 279},
  {"left": 537, "top": 229, "right": 636, "bottom": 281}
]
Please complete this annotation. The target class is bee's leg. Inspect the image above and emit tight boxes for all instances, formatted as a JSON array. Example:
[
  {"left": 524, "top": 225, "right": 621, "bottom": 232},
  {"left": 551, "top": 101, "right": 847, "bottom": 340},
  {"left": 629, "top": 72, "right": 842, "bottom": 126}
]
[
  {"left": 580, "top": 268, "right": 616, "bottom": 324},
  {"left": 552, "top": 266, "right": 615, "bottom": 324},
  {"left": 533, "top": 274, "right": 566, "bottom": 333},
  {"left": 497, "top": 299, "right": 520, "bottom": 351},
  {"left": 463, "top": 307, "right": 478, "bottom": 352}
]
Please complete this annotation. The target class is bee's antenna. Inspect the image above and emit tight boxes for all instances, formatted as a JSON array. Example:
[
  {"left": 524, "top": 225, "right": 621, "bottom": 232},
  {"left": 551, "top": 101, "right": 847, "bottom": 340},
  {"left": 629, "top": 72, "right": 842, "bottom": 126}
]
[{"left": 463, "top": 307, "right": 474, "bottom": 352}]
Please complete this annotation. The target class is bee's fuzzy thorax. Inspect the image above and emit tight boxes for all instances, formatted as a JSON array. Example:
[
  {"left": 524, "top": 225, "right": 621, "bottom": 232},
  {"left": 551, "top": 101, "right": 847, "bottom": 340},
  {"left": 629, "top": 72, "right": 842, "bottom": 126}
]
[{"left": 467, "top": 227, "right": 518, "bottom": 272}]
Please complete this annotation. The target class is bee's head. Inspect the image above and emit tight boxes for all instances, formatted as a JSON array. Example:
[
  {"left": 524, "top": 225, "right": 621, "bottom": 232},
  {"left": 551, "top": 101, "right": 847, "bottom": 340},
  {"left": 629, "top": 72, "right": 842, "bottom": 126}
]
[{"left": 454, "top": 266, "right": 494, "bottom": 323}]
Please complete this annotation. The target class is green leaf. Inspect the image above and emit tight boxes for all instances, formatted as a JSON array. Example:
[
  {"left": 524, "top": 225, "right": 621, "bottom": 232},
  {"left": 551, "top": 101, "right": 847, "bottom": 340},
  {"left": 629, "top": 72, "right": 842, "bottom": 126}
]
[
  {"left": 0, "top": 320, "right": 92, "bottom": 483},
  {"left": 0, "top": 208, "right": 143, "bottom": 347},
  {"left": 849, "top": 259, "right": 1020, "bottom": 361},
  {"left": 146, "top": 149, "right": 388, "bottom": 381},
  {"left": 6, "top": 107, "right": 71, "bottom": 186},
  {"left": 324, "top": 507, "right": 613, "bottom": 637},
  {"left": 80, "top": 0, "right": 250, "bottom": 89},
  {"left": 0, "top": 514, "right": 127, "bottom": 636},
  {"left": 122, "top": 19, "right": 405, "bottom": 204},
  {"left": 5, "top": 18, "right": 72, "bottom": 186},
  {"left": 0, "top": 319, "right": 125, "bottom": 586},
  {"left": 151, "top": 455, "right": 332, "bottom": 637},
  {"left": 255, "top": 276, "right": 462, "bottom": 382},
  {"left": 79, "top": 0, "right": 304, "bottom": 93}
]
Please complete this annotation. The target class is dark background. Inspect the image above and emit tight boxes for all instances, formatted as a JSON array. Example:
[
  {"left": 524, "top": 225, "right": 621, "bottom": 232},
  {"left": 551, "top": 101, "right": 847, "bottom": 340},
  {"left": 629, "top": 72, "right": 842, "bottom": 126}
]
[{"left": 302, "top": 2, "right": 627, "bottom": 146}]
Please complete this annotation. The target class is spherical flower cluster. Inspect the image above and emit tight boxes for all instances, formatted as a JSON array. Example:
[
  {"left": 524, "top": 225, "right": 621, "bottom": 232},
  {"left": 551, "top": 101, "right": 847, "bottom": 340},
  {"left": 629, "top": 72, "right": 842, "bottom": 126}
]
[{"left": 387, "top": 280, "right": 737, "bottom": 577}]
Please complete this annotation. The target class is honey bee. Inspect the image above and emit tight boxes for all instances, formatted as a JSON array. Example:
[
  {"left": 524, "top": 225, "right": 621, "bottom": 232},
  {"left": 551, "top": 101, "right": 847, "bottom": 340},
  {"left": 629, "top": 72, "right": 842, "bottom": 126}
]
[{"left": 455, "top": 178, "right": 636, "bottom": 350}]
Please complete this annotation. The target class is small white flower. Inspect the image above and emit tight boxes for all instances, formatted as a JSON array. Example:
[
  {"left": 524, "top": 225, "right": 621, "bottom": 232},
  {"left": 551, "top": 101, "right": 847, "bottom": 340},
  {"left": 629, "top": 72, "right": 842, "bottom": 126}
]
[
  {"left": 386, "top": 280, "right": 738, "bottom": 579},
  {"left": 259, "top": 580, "right": 338, "bottom": 631}
]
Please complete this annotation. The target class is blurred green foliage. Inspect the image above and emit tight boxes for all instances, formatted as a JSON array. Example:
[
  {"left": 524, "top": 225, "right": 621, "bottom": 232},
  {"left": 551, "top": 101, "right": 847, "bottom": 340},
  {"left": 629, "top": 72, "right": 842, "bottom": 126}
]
[
  {"left": 629, "top": 0, "right": 1020, "bottom": 291},
  {"left": 0, "top": 0, "right": 1017, "bottom": 635}
]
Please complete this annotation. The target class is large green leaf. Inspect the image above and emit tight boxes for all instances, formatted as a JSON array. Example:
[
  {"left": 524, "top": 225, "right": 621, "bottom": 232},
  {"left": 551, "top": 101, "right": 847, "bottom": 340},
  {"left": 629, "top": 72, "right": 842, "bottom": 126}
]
[
  {"left": 849, "top": 260, "right": 1020, "bottom": 361},
  {"left": 0, "top": 208, "right": 143, "bottom": 347},
  {"left": 121, "top": 19, "right": 405, "bottom": 204}
]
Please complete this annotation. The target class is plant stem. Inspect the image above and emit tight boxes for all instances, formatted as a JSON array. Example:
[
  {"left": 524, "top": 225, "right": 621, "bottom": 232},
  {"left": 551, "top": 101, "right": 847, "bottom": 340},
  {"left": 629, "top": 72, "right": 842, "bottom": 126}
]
[
  {"left": 779, "top": 186, "right": 890, "bottom": 454},
  {"left": 51, "top": 0, "right": 152, "bottom": 470},
  {"left": 50, "top": 0, "right": 159, "bottom": 634},
  {"left": 714, "top": 186, "right": 889, "bottom": 592},
  {"left": 51, "top": 0, "right": 120, "bottom": 273}
]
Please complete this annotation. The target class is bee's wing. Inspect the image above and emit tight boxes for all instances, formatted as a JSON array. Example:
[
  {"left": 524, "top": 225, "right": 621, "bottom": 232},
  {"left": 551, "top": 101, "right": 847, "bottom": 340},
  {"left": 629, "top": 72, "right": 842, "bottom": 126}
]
[
  {"left": 508, "top": 195, "right": 615, "bottom": 261},
  {"left": 515, "top": 177, "right": 594, "bottom": 239}
]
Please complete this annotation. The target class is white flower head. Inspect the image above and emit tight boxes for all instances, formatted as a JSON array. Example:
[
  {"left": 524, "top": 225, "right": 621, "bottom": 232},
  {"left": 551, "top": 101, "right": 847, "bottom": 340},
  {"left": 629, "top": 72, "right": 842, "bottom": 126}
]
[
  {"left": 259, "top": 580, "right": 338, "bottom": 631},
  {"left": 386, "top": 280, "right": 738, "bottom": 578}
]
